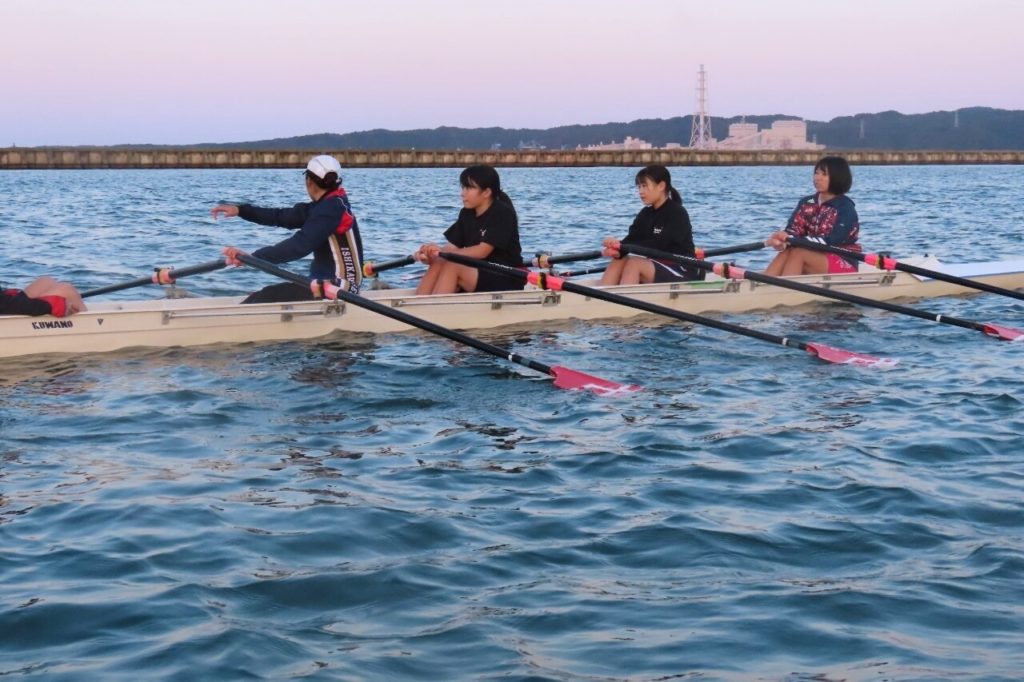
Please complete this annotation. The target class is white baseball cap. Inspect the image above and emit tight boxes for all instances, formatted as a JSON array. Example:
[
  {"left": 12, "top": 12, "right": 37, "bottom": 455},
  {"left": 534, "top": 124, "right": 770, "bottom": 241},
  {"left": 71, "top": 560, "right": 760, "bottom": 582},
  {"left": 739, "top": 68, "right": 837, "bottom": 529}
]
[{"left": 305, "top": 155, "right": 342, "bottom": 180}]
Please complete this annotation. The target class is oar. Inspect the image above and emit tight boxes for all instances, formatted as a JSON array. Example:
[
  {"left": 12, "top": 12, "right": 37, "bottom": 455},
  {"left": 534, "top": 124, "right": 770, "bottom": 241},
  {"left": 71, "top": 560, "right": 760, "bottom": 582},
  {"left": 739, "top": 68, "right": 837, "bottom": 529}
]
[
  {"left": 441, "top": 253, "right": 895, "bottom": 367},
  {"left": 619, "top": 243, "right": 1024, "bottom": 342},
  {"left": 556, "top": 265, "right": 609, "bottom": 277},
  {"left": 82, "top": 260, "right": 227, "bottom": 298},
  {"left": 787, "top": 236, "right": 1024, "bottom": 303},
  {"left": 530, "top": 240, "right": 766, "bottom": 269},
  {"left": 363, "top": 255, "right": 416, "bottom": 278},
  {"left": 237, "top": 253, "right": 640, "bottom": 396}
]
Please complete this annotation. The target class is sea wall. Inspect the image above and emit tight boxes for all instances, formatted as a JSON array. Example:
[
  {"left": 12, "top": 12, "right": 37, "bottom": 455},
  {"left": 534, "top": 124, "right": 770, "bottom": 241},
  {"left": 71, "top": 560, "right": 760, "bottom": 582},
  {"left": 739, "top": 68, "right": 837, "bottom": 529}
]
[{"left": 2, "top": 148, "right": 1022, "bottom": 169}]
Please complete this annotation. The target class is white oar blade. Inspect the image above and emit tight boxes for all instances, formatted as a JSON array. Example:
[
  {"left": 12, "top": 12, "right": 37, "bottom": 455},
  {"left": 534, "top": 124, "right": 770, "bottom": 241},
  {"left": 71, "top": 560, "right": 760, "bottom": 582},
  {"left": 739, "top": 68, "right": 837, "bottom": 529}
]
[
  {"left": 805, "top": 342, "right": 899, "bottom": 368},
  {"left": 551, "top": 366, "right": 642, "bottom": 396}
]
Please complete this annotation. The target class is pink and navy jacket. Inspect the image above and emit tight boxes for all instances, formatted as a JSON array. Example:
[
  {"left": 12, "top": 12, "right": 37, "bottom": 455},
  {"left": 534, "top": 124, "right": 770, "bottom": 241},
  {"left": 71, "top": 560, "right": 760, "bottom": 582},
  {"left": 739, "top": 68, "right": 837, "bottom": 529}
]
[
  {"left": 1, "top": 288, "right": 65, "bottom": 317},
  {"left": 786, "top": 194, "right": 861, "bottom": 262},
  {"left": 238, "top": 187, "right": 364, "bottom": 292}
]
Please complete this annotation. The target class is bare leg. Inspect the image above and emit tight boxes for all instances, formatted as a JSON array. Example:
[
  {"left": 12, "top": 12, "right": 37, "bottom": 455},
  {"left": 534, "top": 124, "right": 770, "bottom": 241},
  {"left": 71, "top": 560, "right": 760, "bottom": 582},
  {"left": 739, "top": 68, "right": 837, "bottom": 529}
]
[
  {"left": 764, "top": 250, "right": 791, "bottom": 276},
  {"left": 427, "top": 262, "right": 479, "bottom": 294},
  {"left": 780, "top": 248, "right": 829, "bottom": 276},
  {"left": 416, "top": 262, "right": 444, "bottom": 295},
  {"left": 599, "top": 258, "right": 628, "bottom": 285},
  {"left": 619, "top": 258, "right": 656, "bottom": 285}
]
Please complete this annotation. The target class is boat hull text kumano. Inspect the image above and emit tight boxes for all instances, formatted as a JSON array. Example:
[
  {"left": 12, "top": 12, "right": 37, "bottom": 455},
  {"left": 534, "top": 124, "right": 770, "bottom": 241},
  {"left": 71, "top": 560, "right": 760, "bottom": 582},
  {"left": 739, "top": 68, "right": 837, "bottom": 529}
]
[{"left": 2, "top": 257, "right": 1024, "bottom": 359}]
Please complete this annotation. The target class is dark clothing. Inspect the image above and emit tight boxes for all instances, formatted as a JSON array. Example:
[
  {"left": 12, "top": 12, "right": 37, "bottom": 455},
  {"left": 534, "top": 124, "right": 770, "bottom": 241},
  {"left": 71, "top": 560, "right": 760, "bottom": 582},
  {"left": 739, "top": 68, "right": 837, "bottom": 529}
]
[
  {"left": 1, "top": 289, "right": 55, "bottom": 316},
  {"left": 444, "top": 200, "right": 523, "bottom": 269},
  {"left": 785, "top": 194, "right": 861, "bottom": 266},
  {"left": 444, "top": 199, "right": 525, "bottom": 292},
  {"left": 621, "top": 200, "right": 703, "bottom": 280},
  {"left": 474, "top": 268, "right": 526, "bottom": 293},
  {"left": 241, "top": 282, "right": 314, "bottom": 304},
  {"left": 238, "top": 187, "right": 364, "bottom": 295}
]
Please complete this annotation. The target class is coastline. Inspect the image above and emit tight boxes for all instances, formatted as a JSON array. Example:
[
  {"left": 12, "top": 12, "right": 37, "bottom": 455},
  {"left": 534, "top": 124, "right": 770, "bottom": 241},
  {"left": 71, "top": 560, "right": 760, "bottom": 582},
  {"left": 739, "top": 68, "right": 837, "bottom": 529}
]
[{"left": 2, "top": 147, "right": 1023, "bottom": 169}]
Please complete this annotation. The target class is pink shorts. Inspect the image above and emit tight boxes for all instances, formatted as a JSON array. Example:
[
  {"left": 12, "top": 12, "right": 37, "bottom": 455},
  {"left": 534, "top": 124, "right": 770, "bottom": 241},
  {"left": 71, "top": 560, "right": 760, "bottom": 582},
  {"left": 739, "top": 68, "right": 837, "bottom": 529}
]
[{"left": 827, "top": 253, "right": 858, "bottom": 274}]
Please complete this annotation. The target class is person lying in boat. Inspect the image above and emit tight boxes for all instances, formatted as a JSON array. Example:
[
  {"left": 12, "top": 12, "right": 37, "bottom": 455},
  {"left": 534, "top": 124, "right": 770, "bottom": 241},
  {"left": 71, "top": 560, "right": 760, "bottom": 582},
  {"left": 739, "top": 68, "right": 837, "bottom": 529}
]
[
  {"left": 599, "top": 165, "right": 703, "bottom": 285},
  {"left": 764, "top": 155, "right": 860, "bottom": 276},
  {"left": 212, "top": 155, "right": 364, "bottom": 303},
  {"left": 0, "top": 277, "right": 85, "bottom": 317},
  {"left": 413, "top": 165, "right": 525, "bottom": 295}
]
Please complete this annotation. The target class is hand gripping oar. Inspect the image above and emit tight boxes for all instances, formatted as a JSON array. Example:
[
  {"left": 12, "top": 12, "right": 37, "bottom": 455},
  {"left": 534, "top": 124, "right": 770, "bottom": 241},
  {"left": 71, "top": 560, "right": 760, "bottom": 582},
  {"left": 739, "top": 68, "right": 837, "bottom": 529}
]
[
  {"left": 787, "top": 236, "right": 1024, "bottom": 303},
  {"left": 82, "top": 260, "right": 228, "bottom": 298},
  {"left": 619, "top": 243, "right": 1024, "bottom": 342},
  {"left": 440, "top": 253, "right": 895, "bottom": 367},
  {"left": 529, "top": 240, "right": 766, "bottom": 269},
  {"left": 238, "top": 254, "right": 640, "bottom": 396},
  {"left": 362, "top": 255, "right": 416, "bottom": 278}
]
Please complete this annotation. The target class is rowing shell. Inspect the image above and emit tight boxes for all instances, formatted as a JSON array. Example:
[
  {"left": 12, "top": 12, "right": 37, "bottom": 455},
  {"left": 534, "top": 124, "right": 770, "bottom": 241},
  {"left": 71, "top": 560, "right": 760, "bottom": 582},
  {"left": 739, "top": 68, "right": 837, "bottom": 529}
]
[{"left": 2, "top": 256, "right": 1023, "bottom": 359}]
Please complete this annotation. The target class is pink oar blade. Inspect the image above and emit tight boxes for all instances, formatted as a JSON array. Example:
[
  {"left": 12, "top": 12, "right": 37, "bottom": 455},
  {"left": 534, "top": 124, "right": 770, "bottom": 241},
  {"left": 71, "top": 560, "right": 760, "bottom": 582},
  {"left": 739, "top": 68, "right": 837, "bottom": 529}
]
[
  {"left": 805, "top": 342, "right": 899, "bottom": 368},
  {"left": 550, "top": 366, "right": 642, "bottom": 396},
  {"left": 982, "top": 323, "right": 1024, "bottom": 342}
]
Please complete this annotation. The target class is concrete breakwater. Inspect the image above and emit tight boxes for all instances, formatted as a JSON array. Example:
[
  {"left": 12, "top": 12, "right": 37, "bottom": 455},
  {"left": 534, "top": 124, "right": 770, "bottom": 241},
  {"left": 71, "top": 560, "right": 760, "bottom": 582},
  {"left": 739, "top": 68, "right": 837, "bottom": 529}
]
[{"left": 2, "top": 148, "right": 1023, "bottom": 169}]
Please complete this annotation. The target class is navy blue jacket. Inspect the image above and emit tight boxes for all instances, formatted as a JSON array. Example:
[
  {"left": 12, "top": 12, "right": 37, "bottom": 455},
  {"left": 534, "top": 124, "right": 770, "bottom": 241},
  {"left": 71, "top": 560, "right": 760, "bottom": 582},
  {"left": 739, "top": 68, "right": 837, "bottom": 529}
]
[{"left": 239, "top": 188, "right": 364, "bottom": 291}]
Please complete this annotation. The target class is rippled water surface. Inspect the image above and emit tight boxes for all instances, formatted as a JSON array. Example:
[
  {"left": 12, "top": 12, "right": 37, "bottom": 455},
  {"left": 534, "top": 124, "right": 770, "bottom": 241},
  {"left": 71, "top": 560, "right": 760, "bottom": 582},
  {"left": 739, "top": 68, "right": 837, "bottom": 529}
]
[{"left": 1, "top": 166, "right": 1023, "bottom": 680}]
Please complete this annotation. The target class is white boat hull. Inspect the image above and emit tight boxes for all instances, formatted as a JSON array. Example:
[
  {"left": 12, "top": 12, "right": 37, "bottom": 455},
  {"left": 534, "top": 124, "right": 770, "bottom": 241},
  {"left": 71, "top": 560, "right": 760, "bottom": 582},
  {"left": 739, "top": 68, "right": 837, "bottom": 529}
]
[{"left": 3, "top": 258, "right": 1024, "bottom": 359}]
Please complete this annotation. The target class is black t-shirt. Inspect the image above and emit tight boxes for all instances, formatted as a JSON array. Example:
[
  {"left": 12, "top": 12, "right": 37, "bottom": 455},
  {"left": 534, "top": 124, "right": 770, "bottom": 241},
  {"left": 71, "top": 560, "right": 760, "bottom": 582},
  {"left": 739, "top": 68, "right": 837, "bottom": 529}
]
[
  {"left": 621, "top": 200, "right": 696, "bottom": 256},
  {"left": 443, "top": 200, "right": 522, "bottom": 268}
]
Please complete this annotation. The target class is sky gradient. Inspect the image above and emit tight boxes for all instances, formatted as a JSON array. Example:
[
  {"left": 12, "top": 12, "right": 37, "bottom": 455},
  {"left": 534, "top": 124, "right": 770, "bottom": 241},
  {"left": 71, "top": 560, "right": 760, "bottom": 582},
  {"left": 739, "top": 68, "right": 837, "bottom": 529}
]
[{"left": 1, "top": 0, "right": 1021, "bottom": 146}]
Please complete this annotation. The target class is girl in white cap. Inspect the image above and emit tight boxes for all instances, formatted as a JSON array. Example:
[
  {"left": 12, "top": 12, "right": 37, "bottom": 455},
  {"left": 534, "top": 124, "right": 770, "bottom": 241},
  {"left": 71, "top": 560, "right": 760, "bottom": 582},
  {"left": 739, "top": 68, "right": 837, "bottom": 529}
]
[{"left": 213, "top": 155, "right": 364, "bottom": 303}]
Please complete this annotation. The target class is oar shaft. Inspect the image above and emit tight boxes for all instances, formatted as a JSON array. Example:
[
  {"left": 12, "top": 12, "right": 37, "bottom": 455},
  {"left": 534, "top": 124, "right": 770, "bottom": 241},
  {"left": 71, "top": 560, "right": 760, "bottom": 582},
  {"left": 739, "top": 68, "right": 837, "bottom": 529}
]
[
  {"left": 82, "top": 259, "right": 227, "bottom": 298},
  {"left": 363, "top": 255, "right": 415, "bottom": 277},
  {"left": 531, "top": 250, "right": 603, "bottom": 268},
  {"left": 788, "top": 236, "right": 1024, "bottom": 302},
  {"left": 531, "top": 241, "right": 765, "bottom": 269},
  {"left": 238, "top": 254, "right": 555, "bottom": 376},
  {"left": 699, "top": 241, "right": 767, "bottom": 259},
  {"left": 441, "top": 253, "right": 802, "bottom": 351},
  {"left": 621, "top": 244, "right": 988, "bottom": 333}
]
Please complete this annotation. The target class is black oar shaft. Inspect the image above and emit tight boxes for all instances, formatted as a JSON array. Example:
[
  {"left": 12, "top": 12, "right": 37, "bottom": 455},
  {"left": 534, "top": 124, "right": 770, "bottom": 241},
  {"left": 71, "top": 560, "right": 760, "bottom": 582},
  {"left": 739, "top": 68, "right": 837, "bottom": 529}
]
[
  {"left": 621, "top": 244, "right": 989, "bottom": 333},
  {"left": 238, "top": 254, "right": 555, "bottom": 376},
  {"left": 363, "top": 255, "right": 415, "bottom": 277},
  {"left": 441, "top": 253, "right": 806, "bottom": 351},
  {"left": 788, "top": 236, "right": 1024, "bottom": 303},
  {"left": 82, "top": 260, "right": 227, "bottom": 298},
  {"left": 699, "top": 241, "right": 767, "bottom": 258}
]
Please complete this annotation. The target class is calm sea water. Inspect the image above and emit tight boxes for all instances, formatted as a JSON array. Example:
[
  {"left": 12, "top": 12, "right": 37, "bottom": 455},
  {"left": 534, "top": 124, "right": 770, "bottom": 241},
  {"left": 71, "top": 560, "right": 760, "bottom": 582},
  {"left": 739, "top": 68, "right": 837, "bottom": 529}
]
[{"left": 1, "top": 166, "right": 1023, "bottom": 680}]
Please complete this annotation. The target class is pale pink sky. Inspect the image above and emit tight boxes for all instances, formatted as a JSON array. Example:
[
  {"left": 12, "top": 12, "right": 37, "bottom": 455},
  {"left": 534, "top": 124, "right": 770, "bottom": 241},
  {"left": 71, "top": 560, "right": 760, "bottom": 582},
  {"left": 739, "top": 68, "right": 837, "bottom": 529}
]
[{"left": 1, "top": 0, "right": 1021, "bottom": 145}]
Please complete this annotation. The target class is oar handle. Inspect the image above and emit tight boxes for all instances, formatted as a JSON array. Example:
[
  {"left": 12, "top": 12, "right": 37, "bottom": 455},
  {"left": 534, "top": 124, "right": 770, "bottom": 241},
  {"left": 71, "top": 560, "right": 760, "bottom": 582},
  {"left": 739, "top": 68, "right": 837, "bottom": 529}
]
[
  {"left": 788, "top": 236, "right": 1024, "bottom": 303},
  {"left": 82, "top": 259, "right": 227, "bottom": 298},
  {"left": 363, "top": 255, "right": 416, "bottom": 277}
]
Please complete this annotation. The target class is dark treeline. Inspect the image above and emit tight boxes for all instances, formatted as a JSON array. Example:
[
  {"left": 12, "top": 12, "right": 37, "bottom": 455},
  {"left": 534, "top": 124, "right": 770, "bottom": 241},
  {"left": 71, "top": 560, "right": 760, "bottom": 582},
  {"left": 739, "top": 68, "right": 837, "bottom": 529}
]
[{"left": 77, "top": 107, "right": 1024, "bottom": 151}]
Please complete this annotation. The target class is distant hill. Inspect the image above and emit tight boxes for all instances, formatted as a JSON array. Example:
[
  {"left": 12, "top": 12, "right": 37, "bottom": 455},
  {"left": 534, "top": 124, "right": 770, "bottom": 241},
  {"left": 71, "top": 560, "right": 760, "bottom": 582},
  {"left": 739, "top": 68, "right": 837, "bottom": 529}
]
[{"left": 190, "top": 107, "right": 1024, "bottom": 151}]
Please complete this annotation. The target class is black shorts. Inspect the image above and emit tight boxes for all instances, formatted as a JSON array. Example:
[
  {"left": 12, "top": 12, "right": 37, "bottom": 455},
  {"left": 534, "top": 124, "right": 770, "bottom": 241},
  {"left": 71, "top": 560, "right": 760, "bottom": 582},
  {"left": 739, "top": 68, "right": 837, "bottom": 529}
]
[
  {"left": 473, "top": 268, "right": 526, "bottom": 293},
  {"left": 651, "top": 260, "right": 705, "bottom": 283}
]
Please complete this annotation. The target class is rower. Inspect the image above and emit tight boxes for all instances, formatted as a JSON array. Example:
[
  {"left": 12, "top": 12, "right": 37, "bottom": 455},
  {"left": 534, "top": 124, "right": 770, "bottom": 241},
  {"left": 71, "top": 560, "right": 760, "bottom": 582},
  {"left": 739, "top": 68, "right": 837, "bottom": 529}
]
[
  {"left": 764, "top": 156, "right": 861, "bottom": 276},
  {"left": 213, "top": 154, "right": 364, "bottom": 303},
  {"left": 0, "top": 276, "right": 85, "bottom": 317},
  {"left": 599, "top": 165, "right": 704, "bottom": 285},
  {"left": 414, "top": 165, "right": 525, "bottom": 295}
]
